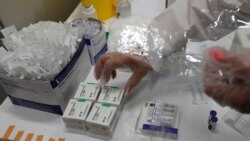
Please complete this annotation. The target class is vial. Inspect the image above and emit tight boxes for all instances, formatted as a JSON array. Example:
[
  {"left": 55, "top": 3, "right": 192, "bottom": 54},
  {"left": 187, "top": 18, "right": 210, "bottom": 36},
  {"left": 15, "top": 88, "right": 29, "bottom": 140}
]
[
  {"left": 208, "top": 110, "right": 217, "bottom": 123},
  {"left": 208, "top": 116, "right": 218, "bottom": 131},
  {"left": 116, "top": 0, "right": 131, "bottom": 18}
]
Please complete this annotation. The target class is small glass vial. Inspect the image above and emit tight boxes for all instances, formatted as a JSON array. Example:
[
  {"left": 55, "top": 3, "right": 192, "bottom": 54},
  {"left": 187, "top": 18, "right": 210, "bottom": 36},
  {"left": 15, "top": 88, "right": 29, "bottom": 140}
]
[
  {"left": 208, "top": 116, "right": 218, "bottom": 131},
  {"left": 116, "top": 0, "right": 131, "bottom": 18}
]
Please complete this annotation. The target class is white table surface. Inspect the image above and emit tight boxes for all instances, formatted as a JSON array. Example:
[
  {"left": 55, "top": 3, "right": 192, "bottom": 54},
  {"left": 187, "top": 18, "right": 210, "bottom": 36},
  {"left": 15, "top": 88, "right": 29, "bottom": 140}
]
[{"left": 0, "top": 67, "right": 249, "bottom": 141}]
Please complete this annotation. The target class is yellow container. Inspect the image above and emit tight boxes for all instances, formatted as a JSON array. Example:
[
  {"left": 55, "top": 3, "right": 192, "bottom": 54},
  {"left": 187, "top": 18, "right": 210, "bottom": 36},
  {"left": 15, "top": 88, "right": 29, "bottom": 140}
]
[{"left": 81, "top": 0, "right": 116, "bottom": 21}]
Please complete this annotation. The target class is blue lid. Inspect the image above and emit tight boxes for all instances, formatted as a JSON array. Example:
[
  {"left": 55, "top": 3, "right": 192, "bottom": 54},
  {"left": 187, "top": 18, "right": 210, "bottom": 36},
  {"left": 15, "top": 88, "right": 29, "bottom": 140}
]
[
  {"left": 211, "top": 117, "right": 218, "bottom": 122},
  {"left": 210, "top": 110, "right": 217, "bottom": 117}
]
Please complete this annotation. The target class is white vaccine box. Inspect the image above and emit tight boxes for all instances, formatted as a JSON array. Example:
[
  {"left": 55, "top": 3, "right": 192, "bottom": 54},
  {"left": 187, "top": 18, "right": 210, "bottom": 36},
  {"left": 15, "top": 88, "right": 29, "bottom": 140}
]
[
  {"left": 86, "top": 103, "right": 118, "bottom": 136},
  {"left": 74, "top": 82, "right": 101, "bottom": 101},
  {"left": 231, "top": 28, "right": 250, "bottom": 53},
  {"left": 62, "top": 99, "right": 93, "bottom": 130},
  {"left": 97, "top": 86, "right": 124, "bottom": 110}
]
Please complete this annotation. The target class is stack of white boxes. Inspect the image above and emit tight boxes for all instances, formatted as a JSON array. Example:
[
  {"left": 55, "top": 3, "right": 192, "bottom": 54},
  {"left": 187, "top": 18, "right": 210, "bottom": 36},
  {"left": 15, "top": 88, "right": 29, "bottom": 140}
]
[
  {"left": 62, "top": 99, "right": 93, "bottom": 130},
  {"left": 62, "top": 82, "right": 124, "bottom": 136},
  {"left": 86, "top": 103, "right": 118, "bottom": 135}
]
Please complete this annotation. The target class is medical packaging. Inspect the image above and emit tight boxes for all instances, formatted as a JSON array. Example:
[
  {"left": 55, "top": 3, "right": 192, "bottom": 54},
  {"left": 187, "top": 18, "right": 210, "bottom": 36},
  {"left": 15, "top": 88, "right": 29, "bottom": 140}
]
[
  {"left": 71, "top": 18, "right": 107, "bottom": 64},
  {"left": 136, "top": 101, "right": 179, "bottom": 139},
  {"left": 86, "top": 103, "right": 118, "bottom": 136},
  {"left": 62, "top": 99, "right": 93, "bottom": 130},
  {"left": 223, "top": 109, "right": 250, "bottom": 137},
  {"left": 208, "top": 116, "right": 218, "bottom": 131},
  {"left": 74, "top": 82, "right": 101, "bottom": 101},
  {"left": 97, "top": 86, "right": 124, "bottom": 110},
  {"left": 0, "top": 22, "right": 92, "bottom": 114}
]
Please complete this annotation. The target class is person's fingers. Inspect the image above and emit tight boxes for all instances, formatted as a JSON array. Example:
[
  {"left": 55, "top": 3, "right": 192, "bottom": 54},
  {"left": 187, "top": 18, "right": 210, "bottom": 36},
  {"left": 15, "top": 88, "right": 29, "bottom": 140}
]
[
  {"left": 112, "top": 70, "right": 116, "bottom": 79},
  {"left": 225, "top": 85, "right": 250, "bottom": 113},
  {"left": 95, "top": 54, "right": 110, "bottom": 80},
  {"left": 125, "top": 70, "right": 146, "bottom": 96},
  {"left": 236, "top": 105, "right": 250, "bottom": 114},
  {"left": 100, "top": 57, "right": 126, "bottom": 85},
  {"left": 204, "top": 63, "right": 229, "bottom": 84},
  {"left": 204, "top": 82, "right": 228, "bottom": 105},
  {"left": 125, "top": 64, "right": 151, "bottom": 96},
  {"left": 208, "top": 48, "right": 250, "bottom": 79},
  {"left": 205, "top": 81, "right": 250, "bottom": 113}
]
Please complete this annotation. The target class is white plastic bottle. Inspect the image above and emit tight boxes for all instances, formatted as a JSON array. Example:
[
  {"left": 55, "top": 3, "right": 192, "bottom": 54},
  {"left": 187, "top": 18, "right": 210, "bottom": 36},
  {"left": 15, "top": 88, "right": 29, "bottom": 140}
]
[
  {"left": 82, "top": 4, "right": 97, "bottom": 19},
  {"left": 116, "top": 0, "right": 131, "bottom": 18}
]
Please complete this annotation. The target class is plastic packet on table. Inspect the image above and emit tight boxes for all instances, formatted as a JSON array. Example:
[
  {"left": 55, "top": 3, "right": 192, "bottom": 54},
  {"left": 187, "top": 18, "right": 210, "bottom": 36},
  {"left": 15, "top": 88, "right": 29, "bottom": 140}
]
[{"left": 135, "top": 100, "right": 179, "bottom": 140}]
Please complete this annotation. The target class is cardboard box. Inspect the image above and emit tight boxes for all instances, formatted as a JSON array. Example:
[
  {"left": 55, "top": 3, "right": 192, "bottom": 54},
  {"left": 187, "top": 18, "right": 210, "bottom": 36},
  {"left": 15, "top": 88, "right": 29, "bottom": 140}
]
[
  {"left": 86, "top": 103, "right": 118, "bottom": 136},
  {"left": 0, "top": 39, "right": 92, "bottom": 115},
  {"left": 63, "top": 99, "right": 93, "bottom": 130},
  {"left": 74, "top": 82, "right": 101, "bottom": 101},
  {"left": 97, "top": 86, "right": 124, "bottom": 110}
]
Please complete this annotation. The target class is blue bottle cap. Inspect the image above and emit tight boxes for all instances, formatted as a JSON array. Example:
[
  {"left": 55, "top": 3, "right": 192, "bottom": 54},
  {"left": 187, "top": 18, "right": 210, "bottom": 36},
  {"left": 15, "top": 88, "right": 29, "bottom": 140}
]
[
  {"left": 211, "top": 117, "right": 218, "bottom": 123},
  {"left": 210, "top": 110, "right": 217, "bottom": 117}
]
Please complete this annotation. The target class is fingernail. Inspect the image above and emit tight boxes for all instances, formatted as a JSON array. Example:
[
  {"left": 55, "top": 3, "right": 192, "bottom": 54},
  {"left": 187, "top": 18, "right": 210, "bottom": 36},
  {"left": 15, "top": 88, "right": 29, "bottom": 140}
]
[
  {"left": 93, "top": 72, "right": 98, "bottom": 80},
  {"left": 100, "top": 78, "right": 107, "bottom": 85},
  {"left": 125, "top": 89, "right": 130, "bottom": 96},
  {"left": 209, "top": 48, "right": 225, "bottom": 62}
]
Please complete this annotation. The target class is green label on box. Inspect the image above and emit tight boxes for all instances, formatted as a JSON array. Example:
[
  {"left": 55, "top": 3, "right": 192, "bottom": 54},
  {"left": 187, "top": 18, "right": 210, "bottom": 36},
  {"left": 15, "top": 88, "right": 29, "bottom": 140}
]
[
  {"left": 102, "top": 103, "right": 111, "bottom": 107},
  {"left": 87, "top": 82, "right": 95, "bottom": 85},
  {"left": 77, "top": 99, "right": 86, "bottom": 102}
]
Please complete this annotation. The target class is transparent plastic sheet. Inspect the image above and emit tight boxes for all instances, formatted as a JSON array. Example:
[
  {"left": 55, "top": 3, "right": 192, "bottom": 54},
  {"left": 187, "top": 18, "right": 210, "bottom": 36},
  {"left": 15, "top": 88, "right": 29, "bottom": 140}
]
[
  {"left": 108, "top": 16, "right": 151, "bottom": 56},
  {"left": 94, "top": 0, "right": 250, "bottom": 140}
]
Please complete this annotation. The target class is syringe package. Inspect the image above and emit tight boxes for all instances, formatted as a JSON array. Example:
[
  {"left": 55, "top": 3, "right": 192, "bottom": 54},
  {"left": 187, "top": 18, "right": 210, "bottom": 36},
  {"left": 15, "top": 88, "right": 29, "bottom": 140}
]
[{"left": 136, "top": 101, "right": 179, "bottom": 140}]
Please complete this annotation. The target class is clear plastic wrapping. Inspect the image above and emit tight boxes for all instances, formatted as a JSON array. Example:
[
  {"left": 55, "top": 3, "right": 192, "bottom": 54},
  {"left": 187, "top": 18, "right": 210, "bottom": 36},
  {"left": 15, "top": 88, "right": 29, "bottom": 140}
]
[
  {"left": 0, "top": 21, "right": 85, "bottom": 80},
  {"left": 93, "top": 0, "right": 250, "bottom": 140},
  {"left": 106, "top": 0, "right": 250, "bottom": 109},
  {"left": 108, "top": 16, "right": 151, "bottom": 56}
]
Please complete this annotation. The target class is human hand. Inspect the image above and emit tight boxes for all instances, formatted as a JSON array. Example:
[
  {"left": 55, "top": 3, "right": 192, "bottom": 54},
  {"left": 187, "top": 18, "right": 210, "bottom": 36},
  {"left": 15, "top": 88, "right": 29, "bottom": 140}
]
[
  {"left": 204, "top": 48, "right": 250, "bottom": 113},
  {"left": 95, "top": 52, "right": 152, "bottom": 96}
]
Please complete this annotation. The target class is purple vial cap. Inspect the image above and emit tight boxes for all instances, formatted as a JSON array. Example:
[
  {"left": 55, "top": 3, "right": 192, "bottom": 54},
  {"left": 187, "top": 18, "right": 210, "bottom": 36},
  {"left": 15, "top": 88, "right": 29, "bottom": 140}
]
[
  {"left": 210, "top": 110, "right": 217, "bottom": 117},
  {"left": 211, "top": 117, "right": 218, "bottom": 122}
]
